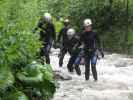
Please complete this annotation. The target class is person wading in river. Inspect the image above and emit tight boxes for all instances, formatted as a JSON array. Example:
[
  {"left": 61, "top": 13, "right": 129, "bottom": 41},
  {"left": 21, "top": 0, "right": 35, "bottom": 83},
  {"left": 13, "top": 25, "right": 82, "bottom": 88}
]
[
  {"left": 79, "top": 18, "right": 104, "bottom": 81},
  {"left": 57, "top": 19, "right": 72, "bottom": 67},
  {"left": 33, "top": 13, "right": 56, "bottom": 64}
]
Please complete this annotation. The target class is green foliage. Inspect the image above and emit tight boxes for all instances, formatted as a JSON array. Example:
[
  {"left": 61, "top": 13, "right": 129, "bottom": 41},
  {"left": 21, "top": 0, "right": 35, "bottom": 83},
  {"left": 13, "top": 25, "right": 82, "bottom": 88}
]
[
  {"left": 128, "top": 31, "right": 133, "bottom": 44},
  {"left": 53, "top": 18, "right": 63, "bottom": 34},
  {"left": 0, "top": 0, "right": 56, "bottom": 99},
  {"left": 3, "top": 90, "right": 28, "bottom": 100},
  {"left": 16, "top": 62, "right": 56, "bottom": 100},
  {"left": 0, "top": 0, "right": 41, "bottom": 68},
  {"left": 46, "top": 0, "right": 133, "bottom": 53},
  {"left": 0, "top": 31, "right": 41, "bottom": 68},
  {"left": 0, "top": 67, "right": 14, "bottom": 94}
]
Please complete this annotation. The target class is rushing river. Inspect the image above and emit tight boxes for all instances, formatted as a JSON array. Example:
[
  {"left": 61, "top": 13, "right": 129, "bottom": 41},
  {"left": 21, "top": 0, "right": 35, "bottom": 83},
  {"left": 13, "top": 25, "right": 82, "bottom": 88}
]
[{"left": 50, "top": 49, "right": 133, "bottom": 100}]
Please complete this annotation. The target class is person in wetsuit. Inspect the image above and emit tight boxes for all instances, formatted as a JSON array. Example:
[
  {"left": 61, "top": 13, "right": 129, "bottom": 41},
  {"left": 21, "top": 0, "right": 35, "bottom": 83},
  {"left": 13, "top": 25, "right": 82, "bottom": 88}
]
[
  {"left": 33, "top": 13, "right": 56, "bottom": 64},
  {"left": 64, "top": 28, "right": 81, "bottom": 72},
  {"left": 79, "top": 18, "right": 104, "bottom": 81},
  {"left": 67, "top": 44, "right": 84, "bottom": 75},
  {"left": 57, "top": 19, "right": 71, "bottom": 67}
]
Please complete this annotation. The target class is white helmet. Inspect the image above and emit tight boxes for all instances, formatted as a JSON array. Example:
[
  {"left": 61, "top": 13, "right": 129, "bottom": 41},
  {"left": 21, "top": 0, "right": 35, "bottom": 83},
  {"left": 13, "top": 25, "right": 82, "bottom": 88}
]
[
  {"left": 67, "top": 28, "right": 76, "bottom": 39},
  {"left": 64, "top": 19, "right": 69, "bottom": 23},
  {"left": 83, "top": 18, "right": 92, "bottom": 26},
  {"left": 44, "top": 13, "right": 52, "bottom": 22}
]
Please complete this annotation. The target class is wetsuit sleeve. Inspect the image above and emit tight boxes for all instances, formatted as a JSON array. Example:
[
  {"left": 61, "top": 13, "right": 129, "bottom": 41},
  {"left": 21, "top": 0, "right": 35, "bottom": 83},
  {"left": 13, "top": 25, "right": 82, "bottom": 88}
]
[
  {"left": 33, "top": 18, "right": 44, "bottom": 33},
  {"left": 73, "top": 34, "right": 82, "bottom": 50},
  {"left": 38, "top": 19, "right": 43, "bottom": 28},
  {"left": 78, "top": 33, "right": 84, "bottom": 46},
  {"left": 51, "top": 24, "right": 56, "bottom": 41}
]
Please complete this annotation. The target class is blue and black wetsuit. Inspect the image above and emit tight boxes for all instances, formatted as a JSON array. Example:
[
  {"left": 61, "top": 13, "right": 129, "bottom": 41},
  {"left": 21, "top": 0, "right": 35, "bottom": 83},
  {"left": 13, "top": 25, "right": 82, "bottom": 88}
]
[{"left": 80, "top": 31, "right": 104, "bottom": 80}]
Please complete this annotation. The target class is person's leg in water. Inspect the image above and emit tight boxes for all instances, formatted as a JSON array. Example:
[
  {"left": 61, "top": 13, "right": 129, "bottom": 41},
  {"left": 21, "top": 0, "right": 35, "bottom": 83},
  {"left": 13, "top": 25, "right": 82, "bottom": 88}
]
[
  {"left": 67, "top": 53, "right": 77, "bottom": 73},
  {"left": 40, "top": 46, "right": 50, "bottom": 64},
  {"left": 45, "top": 53, "right": 50, "bottom": 64},
  {"left": 59, "top": 47, "right": 67, "bottom": 67},
  {"left": 74, "top": 62, "right": 81, "bottom": 75},
  {"left": 73, "top": 49, "right": 84, "bottom": 75},
  {"left": 67, "top": 48, "right": 81, "bottom": 74},
  {"left": 43, "top": 39, "right": 52, "bottom": 64},
  {"left": 40, "top": 46, "right": 45, "bottom": 64},
  {"left": 91, "top": 52, "right": 98, "bottom": 81},
  {"left": 84, "top": 50, "right": 91, "bottom": 80}
]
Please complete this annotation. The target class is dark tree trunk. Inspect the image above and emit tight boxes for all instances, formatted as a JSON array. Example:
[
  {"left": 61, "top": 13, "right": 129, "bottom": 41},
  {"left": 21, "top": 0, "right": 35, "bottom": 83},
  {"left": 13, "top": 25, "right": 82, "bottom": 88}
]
[{"left": 124, "top": 0, "right": 129, "bottom": 53}]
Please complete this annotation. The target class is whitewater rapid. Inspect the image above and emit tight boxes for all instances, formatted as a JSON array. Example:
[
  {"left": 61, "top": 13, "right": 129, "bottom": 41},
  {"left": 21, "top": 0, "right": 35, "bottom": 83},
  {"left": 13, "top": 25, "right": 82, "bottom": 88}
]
[{"left": 51, "top": 49, "right": 133, "bottom": 100}]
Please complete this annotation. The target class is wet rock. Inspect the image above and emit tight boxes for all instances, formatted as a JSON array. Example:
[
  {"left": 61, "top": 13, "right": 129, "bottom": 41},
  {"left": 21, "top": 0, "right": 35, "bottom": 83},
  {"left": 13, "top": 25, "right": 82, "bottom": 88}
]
[
  {"left": 54, "top": 71, "right": 72, "bottom": 81},
  {"left": 115, "top": 60, "right": 133, "bottom": 67}
]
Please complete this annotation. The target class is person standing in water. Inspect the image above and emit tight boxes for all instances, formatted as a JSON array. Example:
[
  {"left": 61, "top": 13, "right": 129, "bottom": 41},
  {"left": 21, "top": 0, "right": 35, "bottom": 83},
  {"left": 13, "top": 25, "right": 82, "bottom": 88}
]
[
  {"left": 33, "top": 13, "right": 56, "bottom": 64},
  {"left": 57, "top": 19, "right": 71, "bottom": 67},
  {"left": 80, "top": 18, "right": 104, "bottom": 81}
]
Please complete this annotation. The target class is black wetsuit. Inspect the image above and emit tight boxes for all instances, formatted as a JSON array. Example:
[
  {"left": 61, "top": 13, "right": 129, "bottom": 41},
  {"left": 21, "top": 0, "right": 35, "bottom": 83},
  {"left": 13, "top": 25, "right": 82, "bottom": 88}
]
[
  {"left": 57, "top": 25, "right": 71, "bottom": 67},
  {"left": 59, "top": 33, "right": 80, "bottom": 73},
  {"left": 65, "top": 35, "right": 81, "bottom": 72},
  {"left": 57, "top": 25, "right": 71, "bottom": 46},
  {"left": 35, "top": 18, "right": 56, "bottom": 64},
  {"left": 80, "top": 31, "right": 103, "bottom": 80}
]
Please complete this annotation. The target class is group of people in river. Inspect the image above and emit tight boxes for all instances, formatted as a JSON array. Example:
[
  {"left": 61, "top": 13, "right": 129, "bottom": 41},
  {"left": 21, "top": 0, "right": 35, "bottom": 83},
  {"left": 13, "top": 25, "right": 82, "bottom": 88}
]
[{"left": 33, "top": 13, "right": 104, "bottom": 81}]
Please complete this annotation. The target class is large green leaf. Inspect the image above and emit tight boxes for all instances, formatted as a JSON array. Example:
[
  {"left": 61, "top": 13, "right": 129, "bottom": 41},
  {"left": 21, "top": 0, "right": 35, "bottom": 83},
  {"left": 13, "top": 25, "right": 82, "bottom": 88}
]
[
  {"left": 16, "top": 62, "right": 56, "bottom": 98},
  {"left": 3, "top": 91, "right": 28, "bottom": 100},
  {"left": 41, "top": 64, "right": 54, "bottom": 81},
  {"left": 16, "top": 71, "right": 44, "bottom": 83},
  {"left": 0, "top": 67, "right": 14, "bottom": 93},
  {"left": 16, "top": 62, "right": 54, "bottom": 83}
]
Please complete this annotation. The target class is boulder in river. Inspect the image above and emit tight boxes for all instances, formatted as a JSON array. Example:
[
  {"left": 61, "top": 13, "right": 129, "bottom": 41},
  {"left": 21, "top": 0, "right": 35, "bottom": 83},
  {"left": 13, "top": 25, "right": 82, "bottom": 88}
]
[{"left": 54, "top": 71, "right": 72, "bottom": 81}]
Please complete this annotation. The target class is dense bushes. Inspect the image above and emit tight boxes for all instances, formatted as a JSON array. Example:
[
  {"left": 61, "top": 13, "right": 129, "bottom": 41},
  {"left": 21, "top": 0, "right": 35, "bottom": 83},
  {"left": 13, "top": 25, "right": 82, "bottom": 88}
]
[
  {"left": 0, "top": 0, "right": 56, "bottom": 99},
  {"left": 0, "top": 31, "right": 41, "bottom": 67},
  {"left": 0, "top": 29, "right": 56, "bottom": 100}
]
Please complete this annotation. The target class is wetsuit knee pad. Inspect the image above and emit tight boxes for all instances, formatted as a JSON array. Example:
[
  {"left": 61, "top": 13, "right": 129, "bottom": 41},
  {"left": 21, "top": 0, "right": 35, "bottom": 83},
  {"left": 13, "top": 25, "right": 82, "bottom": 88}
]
[
  {"left": 74, "top": 56, "right": 81, "bottom": 65},
  {"left": 91, "top": 55, "right": 97, "bottom": 65},
  {"left": 74, "top": 49, "right": 84, "bottom": 65}
]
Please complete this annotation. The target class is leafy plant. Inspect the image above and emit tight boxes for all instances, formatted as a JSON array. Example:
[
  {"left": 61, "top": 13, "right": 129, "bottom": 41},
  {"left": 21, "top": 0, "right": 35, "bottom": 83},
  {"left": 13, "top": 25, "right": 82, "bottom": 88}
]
[
  {"left": 16, "top": 62, "right": 56, "bottom": 100},
  {"left": 0, "top": 0, "right": 56, "bottom": 99},
  {"left": 3, "top": 90, "right": 28, "bottom": 100},
  {"left": 0, "top": 67, "right": 14, "bottom": 95}
]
